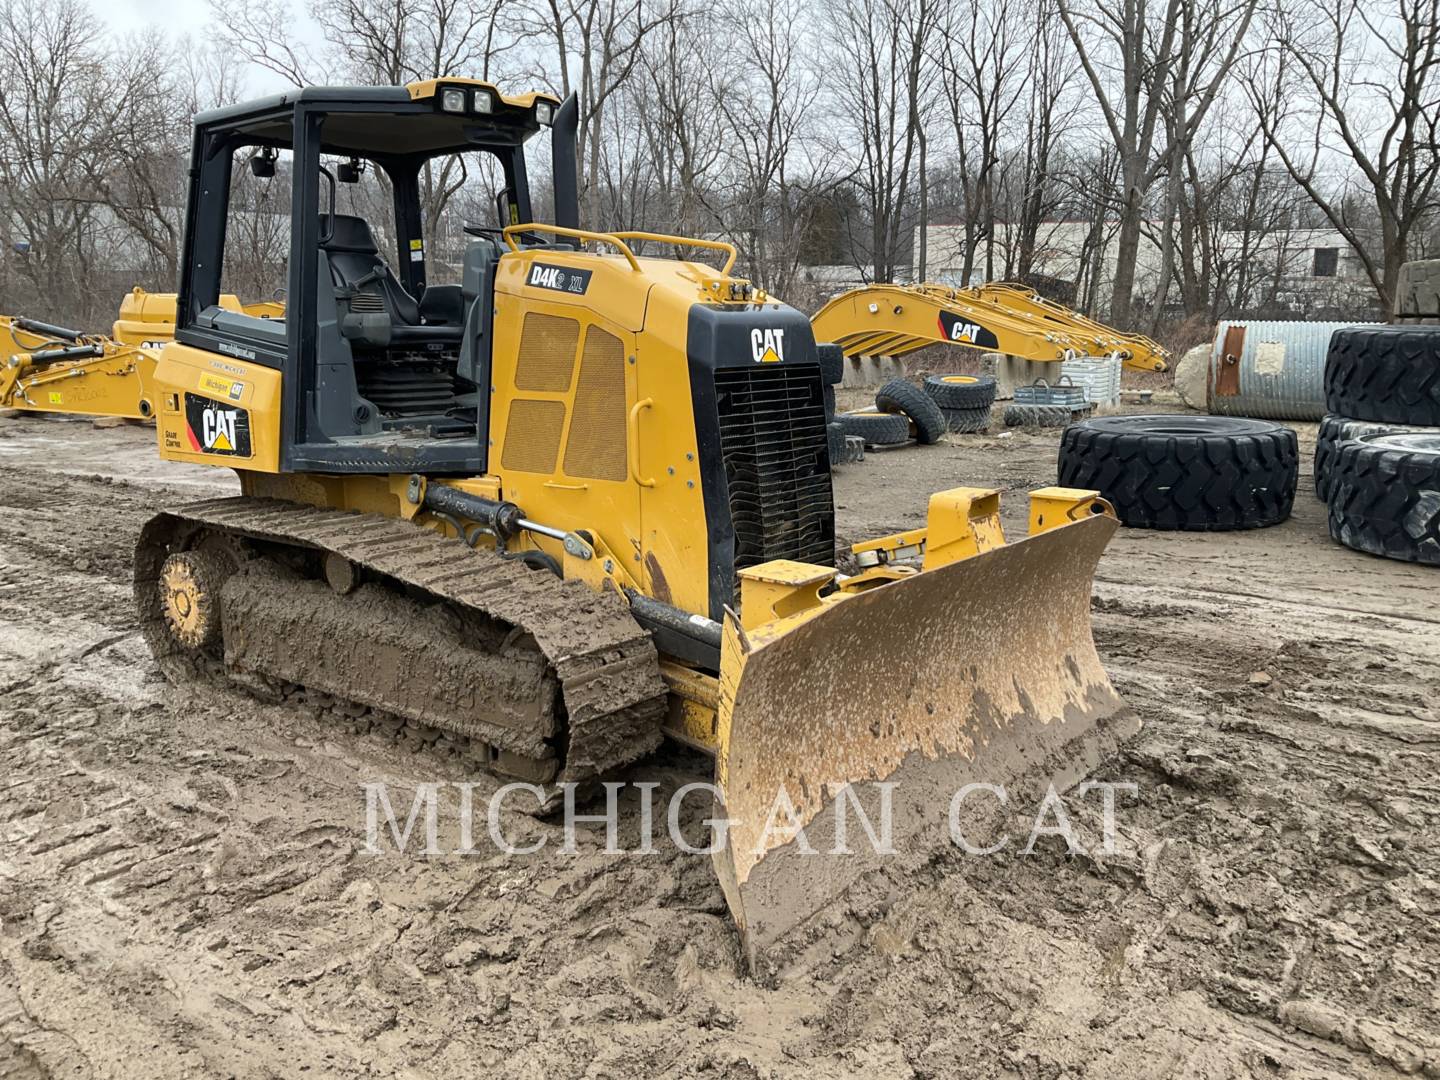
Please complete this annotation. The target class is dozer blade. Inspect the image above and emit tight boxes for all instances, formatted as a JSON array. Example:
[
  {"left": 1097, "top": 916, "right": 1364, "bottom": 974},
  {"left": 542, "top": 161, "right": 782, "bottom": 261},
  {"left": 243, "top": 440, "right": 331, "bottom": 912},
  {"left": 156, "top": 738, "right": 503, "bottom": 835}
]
[{"left": 712, "top": 513, "right": 1136, "bottom": 970}]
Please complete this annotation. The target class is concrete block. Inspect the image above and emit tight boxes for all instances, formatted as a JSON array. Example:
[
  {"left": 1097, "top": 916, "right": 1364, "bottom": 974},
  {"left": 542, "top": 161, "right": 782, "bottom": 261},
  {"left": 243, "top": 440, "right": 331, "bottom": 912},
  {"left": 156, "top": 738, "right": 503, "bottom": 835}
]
[
  {"left": 1395, "top": 259, "right": 1440, "bottom": 317},
  {"left": 839, "top": 354, "right": 906, "bottom": 388},
  {"left": 1172, "top": 343, "right": 1210, "bottom": 412}
]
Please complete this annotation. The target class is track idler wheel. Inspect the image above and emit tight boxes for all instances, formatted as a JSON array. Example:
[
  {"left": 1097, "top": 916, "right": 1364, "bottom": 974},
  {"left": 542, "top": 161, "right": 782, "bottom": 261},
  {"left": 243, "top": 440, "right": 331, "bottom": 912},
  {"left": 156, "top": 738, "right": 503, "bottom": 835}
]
[{"left": 158, "top": 548, "right": 232, "bottom": 651}]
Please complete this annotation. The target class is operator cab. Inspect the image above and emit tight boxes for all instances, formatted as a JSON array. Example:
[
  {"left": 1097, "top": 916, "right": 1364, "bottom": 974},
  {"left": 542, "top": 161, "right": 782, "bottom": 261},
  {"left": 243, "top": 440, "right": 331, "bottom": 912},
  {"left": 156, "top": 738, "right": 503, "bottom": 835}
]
[{"left": 175, "top": 80, "right": 571, "bottom": 474}]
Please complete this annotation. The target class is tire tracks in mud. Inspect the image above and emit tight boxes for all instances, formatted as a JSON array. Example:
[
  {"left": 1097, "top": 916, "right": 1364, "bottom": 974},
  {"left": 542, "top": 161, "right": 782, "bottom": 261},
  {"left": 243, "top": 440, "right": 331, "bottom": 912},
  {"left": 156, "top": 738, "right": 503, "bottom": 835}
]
[{"left": 4, "top": 444, "right": 1440, "bottom": 1076}]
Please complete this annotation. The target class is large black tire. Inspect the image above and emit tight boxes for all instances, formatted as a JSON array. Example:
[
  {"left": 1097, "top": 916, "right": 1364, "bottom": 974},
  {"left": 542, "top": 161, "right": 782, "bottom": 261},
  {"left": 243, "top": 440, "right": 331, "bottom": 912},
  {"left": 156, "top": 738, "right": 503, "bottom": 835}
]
[
  {"left": 827, "top": 420, "right": 846, "bottom": 466},
  {"left": 1314, "top": 414, "right": 1440, "bottom": 500},
  {"left": 816, "top": 343, "right": 845, "bottom": 386},
  {"left": 1058, "top": 415, "right": 1298, "bottom": 531},
  {"left": 838, "top": 411, "right": 910, "bottom": 446},
  {"left": 1324, "top": 325, "right": 1440, "bottom": 425},
  {"left": 875, "top": 378, "right": 947, "bottom": 444},
  {"left": 823, "top": 383, "right": 837, "bottom": 419},
  {"left": 1003, "top": 404, "right": 1077, "bottom": 428},
  {"left": 1326, "top": 433, "right": 1440, "bottom": 564},
  {"left": 942, "top": 404, "right": 992, "bottom": 434},
  {"left": 924, "top": 374, "right": 998, "bottom": 410}
]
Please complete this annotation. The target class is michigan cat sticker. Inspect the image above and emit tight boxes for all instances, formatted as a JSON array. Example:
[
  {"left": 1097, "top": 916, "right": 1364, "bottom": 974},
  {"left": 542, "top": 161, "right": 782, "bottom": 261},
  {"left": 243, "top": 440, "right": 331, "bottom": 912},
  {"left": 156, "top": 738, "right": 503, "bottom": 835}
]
[{"left": 184, "top": 393, "right": 252, "bottom": 457}]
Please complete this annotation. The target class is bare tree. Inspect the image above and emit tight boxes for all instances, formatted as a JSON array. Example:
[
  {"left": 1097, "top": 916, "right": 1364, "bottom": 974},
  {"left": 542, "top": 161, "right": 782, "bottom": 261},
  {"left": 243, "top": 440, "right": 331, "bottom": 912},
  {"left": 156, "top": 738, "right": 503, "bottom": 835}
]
[
  {"left": 530, "top": 0, "right": 683, "bottom": 227},
  {"left": 1057, "top": 0, "right": 1258, "bottom": 326},
  {"left": 631, "top": 13, "right": 727, "bottom": 237},
  {"left": 934, "top": 0, "right": 1026, "bottom": 284},
  {"left": 1245, "top": 0, "right": 1440, "bottom": 308},
  {"left": 1005, "top": 0, "right": 1083, "bottom": 282},
  {"left": 712, "top": 0, "right": 829, "bottom": 295},
  {"left": 824, "top": 0, "right": 937, "bottom": 283},
  {"left": 210, "top": 0, "right": 320, "bottom": 88},
  {"left": 0, "top": 0, "right": 149, "bottom": 324}
]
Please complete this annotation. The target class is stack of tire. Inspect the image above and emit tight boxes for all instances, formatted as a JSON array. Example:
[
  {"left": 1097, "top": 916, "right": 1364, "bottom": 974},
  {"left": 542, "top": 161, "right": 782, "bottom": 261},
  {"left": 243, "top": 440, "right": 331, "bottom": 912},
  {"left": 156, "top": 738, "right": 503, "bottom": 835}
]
[
  {"left": 1057, "top": 415, "right": 1299, "bottom": 530},
  {"left": 922, "top": 374, "right": 998, "bottom": 433},
  {"left": 1316, "top": 324, "right": 1440, "bottom": 565},
  {"left": 836, "top": 377, "right": 950, "bottom": 449},
  {"left": 818, "top": 343, "right": 853, "bottom": 467},
  {"left": 1002, "top": 402, "right": 1093, "bottom": 428}
]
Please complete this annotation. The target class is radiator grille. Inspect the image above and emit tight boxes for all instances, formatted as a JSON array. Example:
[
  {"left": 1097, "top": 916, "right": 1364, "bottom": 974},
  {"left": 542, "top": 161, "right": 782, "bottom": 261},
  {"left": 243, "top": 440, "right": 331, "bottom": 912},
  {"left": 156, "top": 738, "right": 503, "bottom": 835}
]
[
  {"left": 564, "top": 327, "right": 628, "bottom": 481},
  {"left": 713, "top": 363, "right": 834, "bottom": 576},
  {"left": 501, "top": 399, "right": 566, "bottom": 473},
  {"left": 515, "top": 312, "right": 579, "bottom": 392}
]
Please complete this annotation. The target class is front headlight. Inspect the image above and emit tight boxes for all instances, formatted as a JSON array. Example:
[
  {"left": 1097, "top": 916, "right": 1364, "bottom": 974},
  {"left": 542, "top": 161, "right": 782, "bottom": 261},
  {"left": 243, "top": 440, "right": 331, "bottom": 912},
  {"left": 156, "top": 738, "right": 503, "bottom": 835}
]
[
  {"left": 535, "top": 101, "right": 554, "bottom": 126},
  {"left": 473, "top": 89, "right": 494, "bottom": 114},
  {"left": 440, "top": 88, "right": 466, "bottom": 113}
]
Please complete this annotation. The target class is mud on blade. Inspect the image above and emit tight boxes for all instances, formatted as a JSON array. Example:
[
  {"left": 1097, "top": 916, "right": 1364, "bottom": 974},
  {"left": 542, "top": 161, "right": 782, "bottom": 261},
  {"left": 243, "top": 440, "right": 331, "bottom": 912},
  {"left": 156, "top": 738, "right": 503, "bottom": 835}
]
[{"left": 711, "top": 514, "right": 1137, "bottom": 971}]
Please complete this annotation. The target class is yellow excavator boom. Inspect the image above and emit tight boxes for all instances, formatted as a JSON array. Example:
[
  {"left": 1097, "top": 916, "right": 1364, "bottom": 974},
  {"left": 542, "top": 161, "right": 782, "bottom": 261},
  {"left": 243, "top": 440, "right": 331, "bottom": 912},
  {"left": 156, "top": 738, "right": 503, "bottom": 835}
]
[
  {"left": 810, "top": 282, "right": 1169, "bottom": 372},
  {"left": 111, "top": 287, "right": 286, "bottom": 345},
  {"left": 0, "top": 316, "right": 159, "bottom": 420},
  {"left": 1, "top": 289, "right": 284, "bottom": 420}
]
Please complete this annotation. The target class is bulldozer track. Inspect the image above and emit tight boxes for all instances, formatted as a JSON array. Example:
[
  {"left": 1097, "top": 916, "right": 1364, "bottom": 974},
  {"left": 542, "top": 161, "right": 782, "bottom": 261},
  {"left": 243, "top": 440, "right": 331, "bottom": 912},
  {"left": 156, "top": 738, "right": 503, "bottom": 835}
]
[{"left": 134, "top": 497, "right": 668, "bottom": 809}]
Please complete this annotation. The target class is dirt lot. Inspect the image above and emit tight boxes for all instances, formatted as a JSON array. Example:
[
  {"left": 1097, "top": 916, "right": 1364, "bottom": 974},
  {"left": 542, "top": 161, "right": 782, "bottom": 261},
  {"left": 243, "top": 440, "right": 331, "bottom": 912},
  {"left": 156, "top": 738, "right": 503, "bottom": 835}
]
[{"left": 1, "top": 407, "right": 1437, "bottom": 1079}]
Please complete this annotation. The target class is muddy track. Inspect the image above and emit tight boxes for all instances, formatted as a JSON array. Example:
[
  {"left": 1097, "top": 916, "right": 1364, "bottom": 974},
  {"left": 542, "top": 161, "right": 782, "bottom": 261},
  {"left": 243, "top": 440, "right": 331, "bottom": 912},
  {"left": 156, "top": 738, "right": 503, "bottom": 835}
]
[{"left": 135, "top": 497, "right": 669, "bottom": 804}]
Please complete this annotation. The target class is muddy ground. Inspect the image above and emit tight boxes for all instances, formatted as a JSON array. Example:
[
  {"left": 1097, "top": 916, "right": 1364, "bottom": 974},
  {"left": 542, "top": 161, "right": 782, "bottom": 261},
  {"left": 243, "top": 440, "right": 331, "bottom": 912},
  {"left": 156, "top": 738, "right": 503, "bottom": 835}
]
[{"left": 0, "top": 406, "right": 1436, "bottom": 1079}]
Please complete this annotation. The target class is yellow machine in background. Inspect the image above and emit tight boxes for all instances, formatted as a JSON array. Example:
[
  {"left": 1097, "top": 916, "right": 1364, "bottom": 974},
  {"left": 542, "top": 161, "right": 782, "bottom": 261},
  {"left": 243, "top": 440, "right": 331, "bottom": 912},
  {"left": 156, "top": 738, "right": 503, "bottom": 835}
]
[
  {"left": 125, "top": 77, "right": 1134, "bottom": 971},
  {"left": 0, "top": 312, "right": 159, "bottom": 420},
  {"left": 1, "top": 289, "right": 284, "bottom": 420},
  {"left": 811, "top": 281, "right": 1169, "bottom": 372},
  {"left": 111, "top": 288, "right": 285, "bottom": 345}
]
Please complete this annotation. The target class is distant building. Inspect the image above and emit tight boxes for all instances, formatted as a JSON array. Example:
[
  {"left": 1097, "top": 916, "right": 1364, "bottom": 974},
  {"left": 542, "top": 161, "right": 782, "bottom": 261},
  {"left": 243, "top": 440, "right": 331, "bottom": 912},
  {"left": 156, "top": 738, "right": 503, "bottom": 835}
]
[
  {"left": 792, "top": 264, "right": 879, "bottom": 291},
  {"left": 917, "top": 221, "right": 1378, "bottom": 319}
]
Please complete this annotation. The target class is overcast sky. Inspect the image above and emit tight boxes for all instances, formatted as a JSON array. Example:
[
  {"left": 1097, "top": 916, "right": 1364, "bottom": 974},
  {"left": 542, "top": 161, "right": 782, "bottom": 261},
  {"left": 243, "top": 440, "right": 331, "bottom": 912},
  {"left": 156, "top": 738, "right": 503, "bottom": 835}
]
[
  {"left": 97, "top": 0, "right": 325, "bottom": 94},
  {"left": 103, "top": 0, "right": 215, "bottom": 40}
]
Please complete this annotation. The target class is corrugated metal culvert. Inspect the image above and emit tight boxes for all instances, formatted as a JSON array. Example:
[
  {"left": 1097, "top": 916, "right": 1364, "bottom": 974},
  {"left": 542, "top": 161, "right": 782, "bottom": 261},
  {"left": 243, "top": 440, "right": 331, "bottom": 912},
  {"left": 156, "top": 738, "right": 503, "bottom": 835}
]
[{"left": 1207, "top": 320, "right": 1378, "bottom": 421}]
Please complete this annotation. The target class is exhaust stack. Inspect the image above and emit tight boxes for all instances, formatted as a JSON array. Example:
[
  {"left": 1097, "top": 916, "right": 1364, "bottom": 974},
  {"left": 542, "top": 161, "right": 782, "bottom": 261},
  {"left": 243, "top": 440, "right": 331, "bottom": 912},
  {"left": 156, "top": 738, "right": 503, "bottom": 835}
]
[{"left": 551, "top": 93, "right": 580, "bottom": 230}]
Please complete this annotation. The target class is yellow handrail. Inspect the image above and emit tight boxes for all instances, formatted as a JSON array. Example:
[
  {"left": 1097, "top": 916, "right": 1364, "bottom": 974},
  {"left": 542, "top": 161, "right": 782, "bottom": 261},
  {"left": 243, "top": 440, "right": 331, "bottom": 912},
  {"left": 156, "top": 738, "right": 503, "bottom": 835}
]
[
  {"left": 610, "top": 231, "right": 738, "bottom": 275},
  {"left": 501, "top": 224, "right": 739, "bottom": 275},
  {"left": 502, "top": 224, "right": 642, "bottom": 271}
]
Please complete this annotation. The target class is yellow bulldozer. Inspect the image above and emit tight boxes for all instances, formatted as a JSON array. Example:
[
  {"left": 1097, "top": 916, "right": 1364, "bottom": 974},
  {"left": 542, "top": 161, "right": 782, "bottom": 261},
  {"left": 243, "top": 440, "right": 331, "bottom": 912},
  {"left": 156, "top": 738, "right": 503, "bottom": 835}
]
[{"left": 120, "top": 78, "right": 1134, "bottom": 968}]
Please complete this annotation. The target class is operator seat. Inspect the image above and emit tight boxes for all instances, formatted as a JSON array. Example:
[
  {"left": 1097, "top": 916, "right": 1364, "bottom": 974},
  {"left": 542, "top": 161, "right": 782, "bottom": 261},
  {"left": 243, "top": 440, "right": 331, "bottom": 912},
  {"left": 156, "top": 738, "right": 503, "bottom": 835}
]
[{"left": 320, "top": 214, "right": 463, "bottom": 346}]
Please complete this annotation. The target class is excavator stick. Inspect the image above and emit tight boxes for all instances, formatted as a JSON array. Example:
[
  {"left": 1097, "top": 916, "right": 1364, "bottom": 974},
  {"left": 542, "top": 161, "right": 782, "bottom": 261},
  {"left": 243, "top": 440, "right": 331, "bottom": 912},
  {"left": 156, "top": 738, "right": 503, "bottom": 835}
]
[
  {"left": 810, "top": 282, "right": 1169, "bottom": 372},
  {"left": 708, "top": 490, "right": 1136, "bottom": 970}
]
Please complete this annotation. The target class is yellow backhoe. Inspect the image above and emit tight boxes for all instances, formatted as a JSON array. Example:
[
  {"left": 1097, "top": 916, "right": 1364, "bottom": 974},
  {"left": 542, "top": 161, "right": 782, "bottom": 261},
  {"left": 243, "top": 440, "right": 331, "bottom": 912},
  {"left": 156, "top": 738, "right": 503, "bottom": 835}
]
[{"left": 110, "top": 78, "right": 1133, "bottom": 969}]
